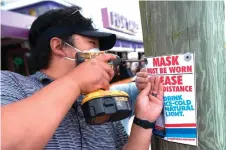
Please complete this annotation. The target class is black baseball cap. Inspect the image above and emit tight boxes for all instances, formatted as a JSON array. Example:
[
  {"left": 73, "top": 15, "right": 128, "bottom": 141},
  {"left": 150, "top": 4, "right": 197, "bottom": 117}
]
[
  {"left": 38, "top": 25, "right": 116, "bottom": 51},
  {"left": 67, "top": 9, "right": 117, "bottom": 50},
  {"left": 75, "top": 30, "right": 116, "bottom": 50},
  {"left": 36, "top": 8, "right": 117, "bottom": 50}
]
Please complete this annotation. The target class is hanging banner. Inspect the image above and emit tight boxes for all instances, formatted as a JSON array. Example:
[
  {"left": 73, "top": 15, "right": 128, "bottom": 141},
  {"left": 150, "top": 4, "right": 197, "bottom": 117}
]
[{"left": 146, "top": 53, "right": 197, "bottom": 146}]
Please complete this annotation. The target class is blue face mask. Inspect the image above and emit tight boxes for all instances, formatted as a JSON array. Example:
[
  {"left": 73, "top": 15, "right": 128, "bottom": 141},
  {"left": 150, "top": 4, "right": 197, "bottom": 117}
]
[{"left": 63, "top": 42, "right": 100, "bottom": 62}]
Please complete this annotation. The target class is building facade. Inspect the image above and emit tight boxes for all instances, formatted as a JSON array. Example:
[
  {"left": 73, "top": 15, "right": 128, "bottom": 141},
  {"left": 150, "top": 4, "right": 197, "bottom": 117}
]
[{"left": 1, "top": 0, "right": 144, "bottom": 78}]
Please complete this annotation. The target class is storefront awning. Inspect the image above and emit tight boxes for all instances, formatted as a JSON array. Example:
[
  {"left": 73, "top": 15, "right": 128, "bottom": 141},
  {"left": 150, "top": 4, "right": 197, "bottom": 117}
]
[
  {"left": 108, "top": 39, "right": 144, "bottom": 52},
  {"left": 108, "top": 47, "right": 134, "bottom": 52},
  {"left": 1, "top": 10, "right": 36, "bottom": 39}
]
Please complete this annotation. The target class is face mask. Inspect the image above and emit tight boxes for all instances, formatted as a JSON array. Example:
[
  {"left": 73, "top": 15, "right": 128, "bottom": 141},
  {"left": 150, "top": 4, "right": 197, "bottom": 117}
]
[
  {"left": 88, "top": 48, "right": 100, "bottom": 52},
  {"left": 63, "top": 42, "right": 100, "bottom": 62}
]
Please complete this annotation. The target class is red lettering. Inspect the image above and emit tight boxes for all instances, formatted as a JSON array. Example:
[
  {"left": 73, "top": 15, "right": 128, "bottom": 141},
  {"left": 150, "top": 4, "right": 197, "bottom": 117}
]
[
  {"left": 165, "top": 76, "right": 171, "bottom": 85},
  {"left": 147, "top": 68, "right": 151, "bottom": 73},
  {"left": 182, "top": 66, "right": 186, "bottom": 72},
  {"left": 189, "top": 86, "right": 192, "bottom": 91},
  {"left": 153, "top": 58, "right": 160, "bottom": 67},
  {"left": 172, "top": 56, "right": 179, "bottom": 65},
  {"left": 165, "top": 56, "right": 171, "bottom": 66},
  {"left": 164, "top": 67, "right": 167, "bottom": 73},
  {"left": 160, "top": 58, "right": 165, "bottom": 66},
  {"left": 171, "top": 76, "right": 177, "bottom": 85},
  {"left": 177, "top": 76, "right": 183, "bottom": 85},
  {"left": 187, "top": 66, "right": 192, "bottom": 72},
  {"left": 147, "top": 68, "right": 158, "bottom": 74},
  {"left": 160, "top": 76, "right": 164, "bottom": 83},
  {"left": 167, "top": 138, "right": 195, "bottom": 141},
  {"left": 161, "top": 76, "right": 183, "bottom": 85},
  {"left": 163, "top": 86, "right": 192, "bottom": 92},
  {"left": 153, "top": 56, "right": 180, "bottom": 67},
  {"left": 169, "top": 65, "right": 193, "bottom": 73},
  {"left": 160, "top": 67, "right": 167, "bottom": 73},
  {"left": 169, "top": 67, "right": 175, "bottom": 73}
]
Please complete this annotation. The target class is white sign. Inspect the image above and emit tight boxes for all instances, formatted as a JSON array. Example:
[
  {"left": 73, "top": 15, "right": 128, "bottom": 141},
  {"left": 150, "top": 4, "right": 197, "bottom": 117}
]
[{"left": 145, "top": 53, "right": 198, "bottom": 146}]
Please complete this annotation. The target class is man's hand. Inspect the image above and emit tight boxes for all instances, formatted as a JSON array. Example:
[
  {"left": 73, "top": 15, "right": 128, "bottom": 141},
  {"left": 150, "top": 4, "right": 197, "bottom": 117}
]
[
  {"left": 135, "top": 76, "right": 164, "bottom": 122},
  {"left": 135, "top": 68, "right": 149, "bottom": 92},
  {"left": 67, "top": 54, "right": 116, "bottom": 94},
  {"left": 124, "top": 77, "right": 163, "bottom": 150}
]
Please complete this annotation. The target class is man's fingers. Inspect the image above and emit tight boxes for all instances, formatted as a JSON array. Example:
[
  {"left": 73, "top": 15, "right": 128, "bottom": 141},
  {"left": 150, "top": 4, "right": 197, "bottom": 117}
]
[
  {"left": 157, "top": 82, "right": 164, "bottom": 100},
  {"left": 139, "top": 82, "right": 151, "bottom": 96},
  {"left": 136, "top": 83, "right": 147, "bottom": 91},
  {"left": 96, "top": 54, "right": 116, "bottom": 63},
  {"left": 137, "top": 83, "right": 146, "bottom": 88},
  {"left": 149, "top": 76, "right": 155, "bottom": 93},
  {"left": 102, "top": 70, "right": 111, "bottom": 82},
  {"left": 136, "top": 76, "right": 149, "bottom": 84},
  {"left": 98, "top": 61, "right": 115, "bottom": 79},
  {"left": 149, "top": 77, "right": 163, "bottom": 104},
  {"left": 99, "top": 79, "right": 110, "bottom": 90},
  {"left": 149, "top": 94, "right": 163, "bottom": 106},
  {"left": 140, "top": 68, "right": 147, "bottom": 72},
  {"left": 136, "top": 71, "right": 148, "bottom": 78},
  {"left": 152, "top": 76, "right": 160, "bottom": 93}
]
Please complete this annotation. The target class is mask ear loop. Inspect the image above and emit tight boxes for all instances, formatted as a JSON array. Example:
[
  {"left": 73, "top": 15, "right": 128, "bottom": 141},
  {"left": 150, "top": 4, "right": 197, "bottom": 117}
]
[
  {"left": 63, "top": 41, "right": 82, "bottom": 52},
  {"left": 61, "top": 40, "right": 82, "bottom": 61}
]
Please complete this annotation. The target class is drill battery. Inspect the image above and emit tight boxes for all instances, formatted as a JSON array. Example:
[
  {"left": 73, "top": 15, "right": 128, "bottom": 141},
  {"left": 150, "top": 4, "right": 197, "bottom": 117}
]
[{"left": 81, "top": 90, "right": 132, "bottom": 125}]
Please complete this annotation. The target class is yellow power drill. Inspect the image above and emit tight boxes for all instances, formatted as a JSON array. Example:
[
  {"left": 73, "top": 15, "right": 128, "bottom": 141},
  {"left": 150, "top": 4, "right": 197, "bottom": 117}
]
[{"left": 75, "top": 51, "right": 132, "bottom": 125}]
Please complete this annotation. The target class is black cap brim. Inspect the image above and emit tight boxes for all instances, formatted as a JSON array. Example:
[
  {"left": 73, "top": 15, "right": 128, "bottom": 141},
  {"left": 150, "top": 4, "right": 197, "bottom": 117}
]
[{"left": 76, "top": 30, "right": 116, "bottom": 50}]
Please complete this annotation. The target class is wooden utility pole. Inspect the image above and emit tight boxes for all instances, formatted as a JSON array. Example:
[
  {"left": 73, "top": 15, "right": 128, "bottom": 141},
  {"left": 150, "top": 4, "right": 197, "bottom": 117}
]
[{"left": 139, "top": 1, "right": 226, "bottom": 150}]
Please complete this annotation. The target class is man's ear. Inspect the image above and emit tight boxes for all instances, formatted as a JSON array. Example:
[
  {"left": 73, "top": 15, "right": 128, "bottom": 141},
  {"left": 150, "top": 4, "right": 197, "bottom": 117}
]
[{"left": 50, "top": 37, "right": 65, "bottom": 57}]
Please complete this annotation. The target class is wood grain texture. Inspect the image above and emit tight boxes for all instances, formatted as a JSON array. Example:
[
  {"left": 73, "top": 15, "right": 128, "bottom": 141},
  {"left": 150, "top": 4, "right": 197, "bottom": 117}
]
[{"left": 139, "top": 1, "right": 226, "bottom": 150}]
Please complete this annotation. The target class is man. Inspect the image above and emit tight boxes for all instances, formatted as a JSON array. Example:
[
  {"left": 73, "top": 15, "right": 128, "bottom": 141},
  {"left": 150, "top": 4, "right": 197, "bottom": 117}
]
[{"left": 1, "top": 6, "right": 163, "bottom": 150}]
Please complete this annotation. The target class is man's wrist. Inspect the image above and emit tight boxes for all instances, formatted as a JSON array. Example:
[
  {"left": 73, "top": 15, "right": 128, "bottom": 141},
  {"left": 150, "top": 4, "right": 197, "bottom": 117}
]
[
  {"left": 63, "top": 75, "right": 81, "bottom": 95},
  {"left": 132, "top": 122, "right": 153, "bottom": 132},
  {"left": 133, "top": 116, "right": 155, "bottom": 129},
  {"left": 125, "top": 123, "right": 152, "bottom": 150},
  {"left": 134, "top": 112, "right": 156, "bottom": 122}
]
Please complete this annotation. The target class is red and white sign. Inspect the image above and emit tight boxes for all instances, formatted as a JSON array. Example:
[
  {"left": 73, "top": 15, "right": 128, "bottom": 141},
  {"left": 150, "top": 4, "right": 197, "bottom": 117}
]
[{"left": 146, "top": 53, "right": 198, "bottom": 146}]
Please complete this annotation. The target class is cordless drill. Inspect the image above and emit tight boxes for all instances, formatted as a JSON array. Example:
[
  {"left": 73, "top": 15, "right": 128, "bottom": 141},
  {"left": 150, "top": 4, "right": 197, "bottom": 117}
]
[{"left": 75, "top": 51, "right": 132, "bottom": 125}]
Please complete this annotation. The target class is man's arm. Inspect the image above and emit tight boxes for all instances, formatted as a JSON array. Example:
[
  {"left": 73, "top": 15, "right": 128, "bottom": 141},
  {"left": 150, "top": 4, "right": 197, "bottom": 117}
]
[
  {"left": 1, "top": 54, "right": 116, "bottom": 150},
  {"left": 123, "top": 124, "right": 152, "bottom": 150},
  {"left": 1, "top": 74, "right": 80, "bottom": 150},
  {"left": 123, "top": 76, "right": 164, "bottom": 150},
  {"left": 111, "top": 82, "right": 152, "bottom": 150}
]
